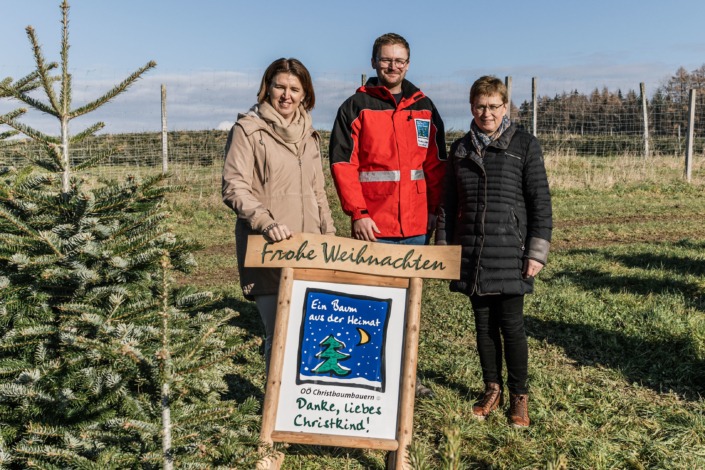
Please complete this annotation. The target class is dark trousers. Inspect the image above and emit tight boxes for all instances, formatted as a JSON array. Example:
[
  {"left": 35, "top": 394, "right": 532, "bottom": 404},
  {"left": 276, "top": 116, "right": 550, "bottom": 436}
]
[{"left": 470, "top": 294, "right": 528, "bottom": 395}]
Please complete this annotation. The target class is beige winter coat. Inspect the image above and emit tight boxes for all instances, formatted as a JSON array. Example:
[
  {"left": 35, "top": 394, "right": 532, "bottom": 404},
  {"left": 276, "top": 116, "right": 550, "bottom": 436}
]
[{"left": 222, "top": 107, "right": 336, "bottom": 299}]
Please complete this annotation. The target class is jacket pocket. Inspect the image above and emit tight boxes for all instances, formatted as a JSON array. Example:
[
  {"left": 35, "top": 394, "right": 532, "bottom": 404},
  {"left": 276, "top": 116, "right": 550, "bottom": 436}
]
[
  {"left": 504, "top": 151, "right": 523, "bottom": 161},
  {"left": 510, "top": 209, "right": 525, "bottom": 251},
  {"left": 253, "top": 132, "right": 269, "bottom": 186}
]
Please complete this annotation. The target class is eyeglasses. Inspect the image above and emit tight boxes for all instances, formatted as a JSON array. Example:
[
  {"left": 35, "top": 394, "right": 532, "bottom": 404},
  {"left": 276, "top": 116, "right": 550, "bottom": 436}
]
[
  {"left": 473, "top": 103, "right": 505, "bottom": 113},
  {"left": 376, "top": 57, "right": 409, "bottom": 68}
]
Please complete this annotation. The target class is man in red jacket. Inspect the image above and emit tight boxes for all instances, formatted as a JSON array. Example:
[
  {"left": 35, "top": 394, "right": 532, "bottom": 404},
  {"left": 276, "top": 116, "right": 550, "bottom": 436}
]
[{"left": 329, "top": 32, "right": 447, "bottom": 396}]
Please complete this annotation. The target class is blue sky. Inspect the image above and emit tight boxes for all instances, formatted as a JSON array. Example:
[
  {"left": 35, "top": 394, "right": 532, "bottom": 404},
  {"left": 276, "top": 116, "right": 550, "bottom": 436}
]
[{"left": 2, "top": 0, "right": 705, "bottom": 133}]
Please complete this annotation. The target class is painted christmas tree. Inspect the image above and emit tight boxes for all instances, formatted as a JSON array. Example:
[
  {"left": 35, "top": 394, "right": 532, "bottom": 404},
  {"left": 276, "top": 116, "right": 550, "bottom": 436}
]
[{"left": 312, "top": 335, "right": 351, "bottom": 377}]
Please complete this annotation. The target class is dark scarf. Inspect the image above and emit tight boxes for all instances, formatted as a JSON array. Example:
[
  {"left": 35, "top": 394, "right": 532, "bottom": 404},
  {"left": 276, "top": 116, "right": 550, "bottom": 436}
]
[{"left": 469, "top": 115, "right": 511, "bottom": 156}]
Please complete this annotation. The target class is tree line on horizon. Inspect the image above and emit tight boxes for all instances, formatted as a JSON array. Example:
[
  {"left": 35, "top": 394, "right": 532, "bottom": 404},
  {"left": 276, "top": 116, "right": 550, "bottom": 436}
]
[{"left": 512, "top": 64, "right": 705, "bottom": 138}]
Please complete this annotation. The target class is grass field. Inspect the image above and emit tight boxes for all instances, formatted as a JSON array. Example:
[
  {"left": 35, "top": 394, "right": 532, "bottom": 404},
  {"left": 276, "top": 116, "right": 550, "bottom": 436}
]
[{"left": 164, "top": 153, "right": 705, "bottom": 469}]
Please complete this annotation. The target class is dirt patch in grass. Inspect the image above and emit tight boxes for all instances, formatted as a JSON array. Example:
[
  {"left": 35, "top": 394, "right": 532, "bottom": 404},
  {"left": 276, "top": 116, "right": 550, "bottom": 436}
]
[
  {"left": 554, "top": 213, "right": 703, "bottom": 251},
  {"left": 175, "top": 242, "right": 239, "bottom": 287},
  {"left": 555, "top": 232, "right": 698, "bottom": 251},
  {"left": 197, "top": 242, "right": 236, "bottom": 257},
  {"left": 557, "top": 213, "right": 702, "bottom": 228}
]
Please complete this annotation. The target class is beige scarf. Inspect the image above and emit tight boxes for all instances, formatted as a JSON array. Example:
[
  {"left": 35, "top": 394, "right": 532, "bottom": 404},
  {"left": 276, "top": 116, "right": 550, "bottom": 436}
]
[{"left": 258, "top": 101, "right": 311, "bottom": 154}]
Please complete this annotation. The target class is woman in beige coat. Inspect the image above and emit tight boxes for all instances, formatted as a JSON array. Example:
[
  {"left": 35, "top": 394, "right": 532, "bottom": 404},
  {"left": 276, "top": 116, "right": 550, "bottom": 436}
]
[{"left": 222, "top": 58, "right": 336, "bottom": 374}]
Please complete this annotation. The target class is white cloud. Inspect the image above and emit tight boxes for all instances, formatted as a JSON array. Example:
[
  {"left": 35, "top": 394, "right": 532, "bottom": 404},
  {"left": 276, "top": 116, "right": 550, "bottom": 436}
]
[
  {"left": 217, "top": 121, "right": 234, "bottom": 131},
  {"left": 0, "top": 61, "right": 685, "bottom": 135}
]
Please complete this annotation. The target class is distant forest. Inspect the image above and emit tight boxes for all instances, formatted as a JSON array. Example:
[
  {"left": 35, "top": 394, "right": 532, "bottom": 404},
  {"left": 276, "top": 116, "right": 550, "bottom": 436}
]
[{"left": 514, "top": 64, "right": 705, "bottom": 137}]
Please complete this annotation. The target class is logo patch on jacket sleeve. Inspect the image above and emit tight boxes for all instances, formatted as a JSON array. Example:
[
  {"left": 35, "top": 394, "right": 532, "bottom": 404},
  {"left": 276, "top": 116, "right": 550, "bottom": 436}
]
[{"left": 414, "top": 119, "right": 430, "bottom": 148}]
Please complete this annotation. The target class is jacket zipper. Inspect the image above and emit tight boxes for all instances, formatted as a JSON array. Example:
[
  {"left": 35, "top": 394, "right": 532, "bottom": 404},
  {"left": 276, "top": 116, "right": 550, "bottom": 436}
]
[
  {"left": 511, "top": 209, "right": 525, "bottom": 251},
  {"left": 472, "top": 163, "right": 488, "bottom": 296},
  {"left": 298, "top": 147, "right": 304, "bottom": 232}
]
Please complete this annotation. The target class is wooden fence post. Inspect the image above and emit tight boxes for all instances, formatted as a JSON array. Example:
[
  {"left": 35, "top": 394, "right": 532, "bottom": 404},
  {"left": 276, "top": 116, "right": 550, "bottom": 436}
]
[
  {"left": 361, "top": 74, "right": 367, "bottom": 87},
  {"left": 531, "top": 77, "right": 538, "bottom": 137},
  {"left": 161, "top": 84, "right": 168, "bottom": 174},
  {"left": 640, "top": 82, "right": 650, "bottom": 158},
  {"left": 685, "top": 88, "right": 696, "bottom": 182},
  {"left": 505, "top": 76, "right": 512, "bottom": 119}
]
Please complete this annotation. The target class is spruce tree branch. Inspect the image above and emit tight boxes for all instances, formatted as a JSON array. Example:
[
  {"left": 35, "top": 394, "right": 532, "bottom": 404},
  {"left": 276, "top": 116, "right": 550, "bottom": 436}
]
[
  {"left": 0, "top": 116, "right": 61, "bottom": 145},
  {"left": 32, "top": 142, "right": 65, "bottom": 172},
  {"left": 0, "top": 206, "right": 61, "bottom": 256},
  {"left": 0, "top": 129, "right": 19, "bottom": 141},
  {"left": 174, "top": 340, "right": 257, "bottom": 378},
  {"left": 12, "top": 69, "right": 51, "bottom": 93},
  {"left": 73, "top": 148, "right": 116, "bottom": 171},
  {"left": 0, "top": 108, "right": 28, "bottom": 122},
  {"left": 71, "top": 122, "right": 105, "bottom": 144},
  {"left": 1, "top": 91, "right": 58, "bottom": 117},
  {"left": 26, "top": 26, "right": 62, "bottom": 115},
  {"left": 3, "top": 66, "right": 57, "bottom": 96},
  {"left": 2, "top": 70, "right": 60, "bottom": 117},
  {"left": 70, "top": 61, "right": 157, "bottom": 119}
]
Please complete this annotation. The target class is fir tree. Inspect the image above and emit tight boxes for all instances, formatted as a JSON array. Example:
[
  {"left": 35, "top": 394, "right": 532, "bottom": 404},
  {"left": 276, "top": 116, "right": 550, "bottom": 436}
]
[
  {"left": 312, "top": 335, "right": 351, "bottom": 377},
  {"left": 0, "top": 2, "right": 263, "bottom": 467}
]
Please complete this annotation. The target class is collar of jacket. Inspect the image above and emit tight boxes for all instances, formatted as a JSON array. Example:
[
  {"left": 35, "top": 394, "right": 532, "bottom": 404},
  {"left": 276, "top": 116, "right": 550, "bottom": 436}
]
[
  {"left": 454, "top": 123, "right": 520, "bottom": 169},
  {"left": 359, "top": 77, "right": 424, "bottom": 106},
  {"left": 457, "top": 122, "right": 520, "bottom": 157},
  {"left": 235, "top": 110, "right": 318, "bottom": 151}
]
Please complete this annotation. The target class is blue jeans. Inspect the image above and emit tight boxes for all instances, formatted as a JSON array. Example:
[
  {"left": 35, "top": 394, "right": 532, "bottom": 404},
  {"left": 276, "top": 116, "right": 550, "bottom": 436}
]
[{"left": 376, "top": 234, "right": 430, "bottom": 246}]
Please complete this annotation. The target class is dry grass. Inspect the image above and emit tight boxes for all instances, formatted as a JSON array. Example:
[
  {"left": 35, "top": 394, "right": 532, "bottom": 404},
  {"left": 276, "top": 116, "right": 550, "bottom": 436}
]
[{"left": 544, "top": 151, "right": 705, "bottom": 190}]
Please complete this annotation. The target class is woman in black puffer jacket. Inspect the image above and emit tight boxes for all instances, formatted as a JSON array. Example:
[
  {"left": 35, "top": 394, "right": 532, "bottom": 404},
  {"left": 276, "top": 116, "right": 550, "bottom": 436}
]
[{"left": 436, "top": 76, "right": 552, "bottom": 428}]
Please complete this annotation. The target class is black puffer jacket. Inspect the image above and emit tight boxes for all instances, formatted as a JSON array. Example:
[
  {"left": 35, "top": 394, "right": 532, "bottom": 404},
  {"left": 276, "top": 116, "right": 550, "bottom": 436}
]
[{"left": 436, "top": 123, "right": 552, "bottom": 296}]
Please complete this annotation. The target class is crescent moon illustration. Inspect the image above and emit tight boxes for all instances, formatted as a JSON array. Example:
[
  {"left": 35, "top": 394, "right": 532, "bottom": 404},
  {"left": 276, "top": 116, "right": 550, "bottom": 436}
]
[{"left": 357, "top": 328, "right": 371, "bottom": 345}]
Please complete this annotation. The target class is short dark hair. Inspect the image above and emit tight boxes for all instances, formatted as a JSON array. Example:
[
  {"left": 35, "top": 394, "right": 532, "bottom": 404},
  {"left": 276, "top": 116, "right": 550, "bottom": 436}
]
[
  {"left": 470, "top": 75, "right": 508, "bottom": 105},
  {"left": 372, "top": 33, "right": 410, "bottom": 61},
  {"left": 257, "top": 58, "right": 315, "bottom": 111}
]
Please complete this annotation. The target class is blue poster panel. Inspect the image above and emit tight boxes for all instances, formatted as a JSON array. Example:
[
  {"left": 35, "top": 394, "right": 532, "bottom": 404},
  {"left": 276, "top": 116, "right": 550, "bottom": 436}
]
[{"left": 296, "top": 288, "right": 391, "bottom": 392}]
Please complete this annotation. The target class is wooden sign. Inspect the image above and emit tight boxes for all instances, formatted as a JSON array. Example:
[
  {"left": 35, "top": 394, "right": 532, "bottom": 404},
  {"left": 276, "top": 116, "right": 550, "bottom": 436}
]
[
  {"left": 245, "top": 233, "right": 460, "bottom": 280},
  {"left": 249, "top": 235, "right": 461, "bottom": 470}
]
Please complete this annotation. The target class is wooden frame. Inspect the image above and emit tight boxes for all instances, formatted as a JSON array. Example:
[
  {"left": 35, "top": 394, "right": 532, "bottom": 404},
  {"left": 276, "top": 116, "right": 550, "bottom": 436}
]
[
  {"left": 258, "top": 268, "right": 422, "bottom": 469},
  {"left": 246, "top": 234, "right": 460, "bottom": 469}
]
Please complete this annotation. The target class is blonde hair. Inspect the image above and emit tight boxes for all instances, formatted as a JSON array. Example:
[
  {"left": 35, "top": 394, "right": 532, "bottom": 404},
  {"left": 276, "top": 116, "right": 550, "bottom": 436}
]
[{"left": 470, "top": 75, "right": 508, "bottom": 104}]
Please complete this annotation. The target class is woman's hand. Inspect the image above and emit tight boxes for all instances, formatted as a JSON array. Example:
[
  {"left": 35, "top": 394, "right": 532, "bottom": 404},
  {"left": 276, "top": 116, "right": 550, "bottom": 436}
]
[
  {"left": 263, "top": 223, "right": 292, "bottom": 243},
  {"left": 522, "top": 259, "right": 544, "bottom": 279}
]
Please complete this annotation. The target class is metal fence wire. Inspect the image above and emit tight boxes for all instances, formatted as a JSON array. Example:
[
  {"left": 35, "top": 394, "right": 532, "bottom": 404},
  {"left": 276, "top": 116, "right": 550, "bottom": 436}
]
[{"left": 1, "top": 71, "right": 703, "bottom": 195}]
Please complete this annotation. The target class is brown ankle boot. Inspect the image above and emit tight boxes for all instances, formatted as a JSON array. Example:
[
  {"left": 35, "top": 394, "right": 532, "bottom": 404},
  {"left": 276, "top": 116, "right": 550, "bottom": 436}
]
[
  {"left": 509, "top": 393, "right": 530, "bottom": 428},
  {"left": 472, "top": 382, "right": 503, "bottom": 420}
]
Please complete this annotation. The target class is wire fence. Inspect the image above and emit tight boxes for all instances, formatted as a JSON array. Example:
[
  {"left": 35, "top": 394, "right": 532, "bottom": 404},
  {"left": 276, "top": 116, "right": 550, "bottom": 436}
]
[{"left": 1, "top": 70, "right": 703, "bottom": 196}]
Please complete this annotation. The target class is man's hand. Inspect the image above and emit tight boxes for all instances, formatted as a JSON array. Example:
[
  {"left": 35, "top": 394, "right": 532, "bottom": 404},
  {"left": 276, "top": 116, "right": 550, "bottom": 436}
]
[
  {"left": 352, "top": 218, "right": 381, "bottom": 242},
  {"left": 522, "top": 258, "right": 544, "bottom": 279}
]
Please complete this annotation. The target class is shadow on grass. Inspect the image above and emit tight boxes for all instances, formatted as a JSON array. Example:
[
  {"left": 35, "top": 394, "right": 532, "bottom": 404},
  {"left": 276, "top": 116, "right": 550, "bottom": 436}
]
[
  {"left": 540, "top": 242, "right": 705, "bottom": 400},
  {"left": 555, "top": 266, "right": 704, "bottom": 312},
  {"left": 554, "top": 240, "right": 705, "bottom": 311},
  {"left": 420, "top": 368, "right": 475, "bottom": 399},
  {"left": 525, "top": 316, "right": 705, "bottom": 400}
]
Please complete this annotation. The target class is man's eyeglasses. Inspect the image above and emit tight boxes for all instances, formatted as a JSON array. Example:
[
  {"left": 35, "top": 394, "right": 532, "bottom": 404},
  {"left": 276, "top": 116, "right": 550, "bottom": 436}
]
[
  {"left": 473, "top": 103, "right": 505, "bottom": 113},
  {"left": 376, "top": 57, "right": 409, "bottom": 68}
]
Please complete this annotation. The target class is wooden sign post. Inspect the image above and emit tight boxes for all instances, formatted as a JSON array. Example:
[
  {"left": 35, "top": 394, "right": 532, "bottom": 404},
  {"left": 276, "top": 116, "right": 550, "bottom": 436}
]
[{"left": 245, "top": 234, "right": 460, "bottom": 469}]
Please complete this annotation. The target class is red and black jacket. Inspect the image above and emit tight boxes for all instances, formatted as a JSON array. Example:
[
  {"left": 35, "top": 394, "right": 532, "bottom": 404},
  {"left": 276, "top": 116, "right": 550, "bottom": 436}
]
[{"left": 329, "top": 78, "right": 447, "bottom": 238}]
